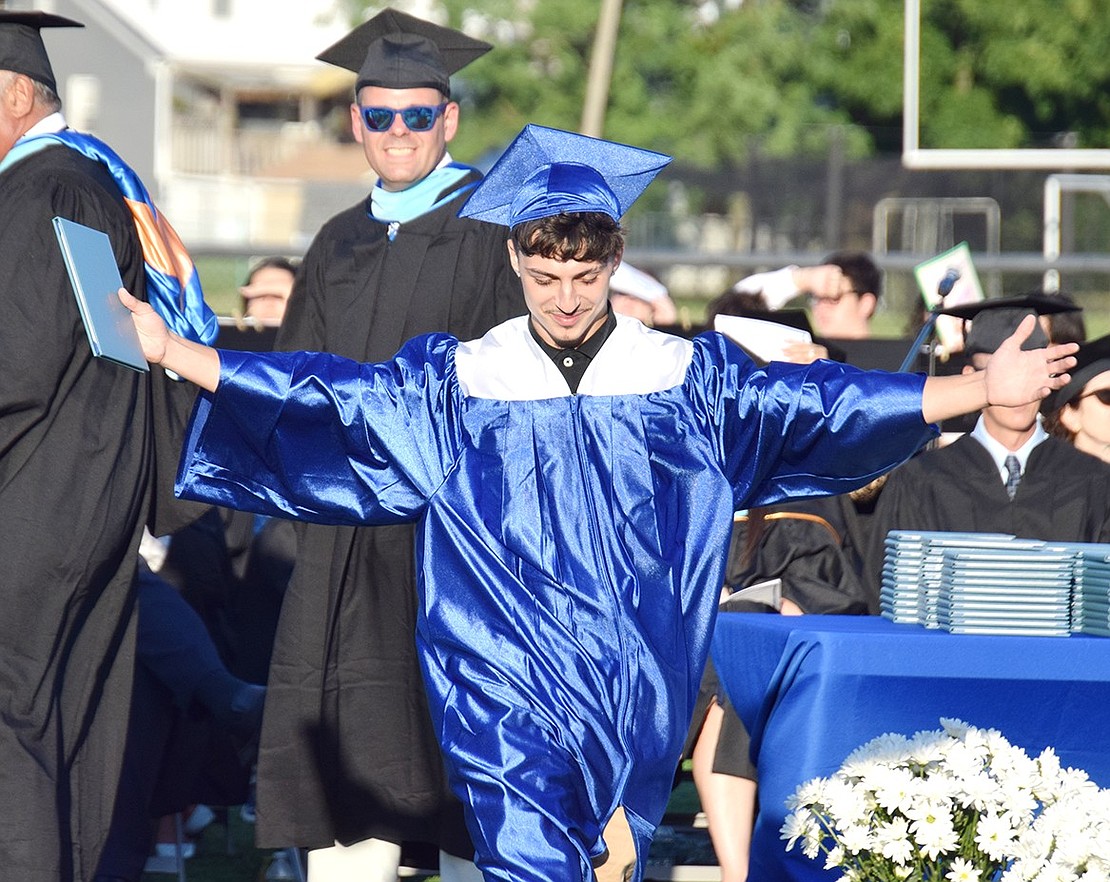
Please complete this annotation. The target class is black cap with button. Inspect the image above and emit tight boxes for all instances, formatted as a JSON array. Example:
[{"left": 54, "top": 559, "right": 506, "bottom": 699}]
[
  {"left": 0, "top": 11, "right": 83, "bottom": 95},
  {"left": 315, "top": 7, "right": 491, "bottom": 97}
]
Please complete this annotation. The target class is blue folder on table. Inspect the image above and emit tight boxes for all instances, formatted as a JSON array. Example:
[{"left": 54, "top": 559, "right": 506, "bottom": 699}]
[{"left": 53, "top": 216, "right": 149, "bottom": 373}]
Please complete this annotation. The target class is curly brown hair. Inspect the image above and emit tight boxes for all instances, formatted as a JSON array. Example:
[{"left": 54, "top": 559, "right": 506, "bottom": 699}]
[{"left": 510, "top": 212, "right": 624, "bottom": 264}]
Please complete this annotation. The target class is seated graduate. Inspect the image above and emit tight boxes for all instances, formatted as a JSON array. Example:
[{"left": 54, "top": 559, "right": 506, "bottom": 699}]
[
  {"left": 118, "top": 124, "right": 1077, "bottom": 882},
  {"left": 1042, "top": 334, "right": 1110, "bottom": 464},
  {"left": 864, "top": 295, "right": 1110, "bottom": 601}
]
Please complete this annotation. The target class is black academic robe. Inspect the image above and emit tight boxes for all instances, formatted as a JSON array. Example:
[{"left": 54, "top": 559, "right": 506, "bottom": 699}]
[
  {"left": 685, "top": 495, "right": 870, "bottom": 774},
  {"left": 863, "top": 434, "right": 1110, "bottom": 605},
  {"left": 0, "top": 144, "right": 201, "bottom": 882},
  {"left": 255, "top": 172, "right": 523, "bottom": 854},
  {"left": 726, "top": 497, "right": 871, "bottom": 616}
]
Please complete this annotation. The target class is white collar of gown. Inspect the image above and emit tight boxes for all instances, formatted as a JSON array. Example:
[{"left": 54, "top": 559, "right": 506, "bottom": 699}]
[{"left": 455, "top": 314, "right": 695, "bottom": 401}]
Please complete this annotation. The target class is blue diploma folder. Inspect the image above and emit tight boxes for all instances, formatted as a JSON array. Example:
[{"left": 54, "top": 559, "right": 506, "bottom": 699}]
[{"left": 53, "top": 216, "right": 149, "bottom": 373}]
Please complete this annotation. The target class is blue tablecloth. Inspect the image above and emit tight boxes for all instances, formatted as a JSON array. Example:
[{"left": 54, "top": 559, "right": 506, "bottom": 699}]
[{"left": 711, "top": 613, "right": 1110, "bottom": 882}]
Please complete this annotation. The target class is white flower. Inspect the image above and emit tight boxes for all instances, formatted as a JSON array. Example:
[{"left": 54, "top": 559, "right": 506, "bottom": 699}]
[
  {"left": 957, "top": 769, "right": 1004, "bottom": 812},
  {"left": 909, "top": 727, "right": 951, "bottom": 768},
  {"left": 975, "top": 810, "right": 1018, "bottom": 862},
  {"left": 946, "top": 856, "right": 983, "bottom": 881},
  {"left": 1029, "top": 860, "right": 1080, "bottom": 882},
  {"left": 779, "top": 808, "right": 814, "bottom": 851},
  {"left": 907, "top": 801, "right": 959, "bottom": 860},
  {"left": 839, "top": 821, "right": 873, "bottom": 856},
  {"left": 866, "top": 765, "right": 917, "bottom": 815},
  {"left": 940, "top": 717, "right": 973, "bottom": 738},
  {"left": 784, "top": 719, "right": 1110, "bottom": 882},
  {"left": 787, "top": 776, "right": 826, "bottom": 811},
  {"left": 945, "top": 739, "right": 988, "bottom": 783},
  {"left": 801, "top": 822, "right": 822, "bottom": 860},
  {"left": 874, "top": 815, "right": 914, "bottom": 865},
  {"left": 845, "top": 732, "right": 910, "bottom": 768},
  {"left": 823, "top": 776, "right": 870, "bottom": 826}
]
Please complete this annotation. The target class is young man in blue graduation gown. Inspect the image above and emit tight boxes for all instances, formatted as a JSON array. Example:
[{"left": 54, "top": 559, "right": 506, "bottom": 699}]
[{"left": 119, "top": 125, "right": 1078, "bottom": 882}]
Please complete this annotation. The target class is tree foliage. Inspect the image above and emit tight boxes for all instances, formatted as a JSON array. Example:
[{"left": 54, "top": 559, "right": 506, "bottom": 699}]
[{"left": 342, "top": 0, "right": 1110, "bottom": 165}]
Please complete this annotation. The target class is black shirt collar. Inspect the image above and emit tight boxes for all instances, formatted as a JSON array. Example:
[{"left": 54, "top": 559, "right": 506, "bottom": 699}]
[{"left": 529, "top": 309, "right": 617, "bottom": 394}]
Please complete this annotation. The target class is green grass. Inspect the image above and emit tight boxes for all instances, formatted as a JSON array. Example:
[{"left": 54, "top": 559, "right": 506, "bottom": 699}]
[{"left": 139, "top": 810, "right": 275, "bottom": 881}]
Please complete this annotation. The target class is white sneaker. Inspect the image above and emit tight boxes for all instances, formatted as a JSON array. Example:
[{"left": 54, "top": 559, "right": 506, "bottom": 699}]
[
  {"left": 154, "top": 841, "right": 196, "bottom": 860},
  {"left": 184, "top": 803, "right": 216, "bottom": 836}
]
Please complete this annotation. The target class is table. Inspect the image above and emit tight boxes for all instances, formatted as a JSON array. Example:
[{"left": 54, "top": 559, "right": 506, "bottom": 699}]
[{"left": 711, "top": 613, "right": 1110, "bottom": 881}]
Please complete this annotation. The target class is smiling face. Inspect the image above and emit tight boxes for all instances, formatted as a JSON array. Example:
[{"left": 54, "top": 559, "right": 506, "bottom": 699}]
[
  {"left": 350, "top": 85, "right": 458, "bottom": 192},
  {"left": 508, "top": 240, "right": 618, "bottom": 349}
]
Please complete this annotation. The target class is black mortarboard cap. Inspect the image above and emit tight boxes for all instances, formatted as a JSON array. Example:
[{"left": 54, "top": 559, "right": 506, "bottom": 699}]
[
  {"left": 937, "top": 292, "right": 1082, "bottom": 356},
  {"left": 0, "top": 11, "right": 82, "bottom": 94},
  {"left": 316, "top": 8, "right": 491, "bottom": 96},
  {"left": 1043, "top": 333, "right": 1110, "bottom": 413}
]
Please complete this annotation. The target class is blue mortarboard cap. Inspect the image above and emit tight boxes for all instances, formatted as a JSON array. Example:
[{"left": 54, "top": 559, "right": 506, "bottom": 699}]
[{"left": 459, "top": 124, "right": 672, "bottom": 228}]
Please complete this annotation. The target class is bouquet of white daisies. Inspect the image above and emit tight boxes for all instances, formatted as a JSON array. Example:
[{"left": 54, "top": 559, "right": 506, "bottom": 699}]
[{"left": 781, "top": 718, "right": 1110, "bottom": 882}]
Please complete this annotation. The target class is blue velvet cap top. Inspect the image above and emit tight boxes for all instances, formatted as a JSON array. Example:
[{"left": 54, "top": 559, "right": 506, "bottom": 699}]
[{"left": 459, "top": 124, "right": 672, "bottom": 228}]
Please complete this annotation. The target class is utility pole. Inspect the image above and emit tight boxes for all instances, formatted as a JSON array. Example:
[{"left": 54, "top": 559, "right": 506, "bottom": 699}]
[{"left": 579, "top": 0, "right": 624, "bottom": 137}]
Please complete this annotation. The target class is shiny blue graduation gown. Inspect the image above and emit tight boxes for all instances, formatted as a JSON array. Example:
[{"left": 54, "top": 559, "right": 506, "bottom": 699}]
[{"left": 176, "top": 315, "right": 933, "bottom": 882}]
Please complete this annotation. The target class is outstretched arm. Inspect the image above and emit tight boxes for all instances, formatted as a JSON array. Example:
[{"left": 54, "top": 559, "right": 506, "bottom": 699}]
[
  {"left": 920, "top": 314, "right": 1077, "bottom": 424},
  {"left": 119, "top": 287, "right": 221, "bottom": 392}
]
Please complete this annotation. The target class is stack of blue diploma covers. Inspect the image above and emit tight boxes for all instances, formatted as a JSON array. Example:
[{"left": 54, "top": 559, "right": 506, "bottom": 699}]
[
  {"left": 1069, "top": 545, "right": 1110, "bottom": 636},
  {"left": 936, "top": 547, "right": 1073, "bottom": 636},
  {"left": 881, "top": 531, "right": 1110, "bottom": 636}
]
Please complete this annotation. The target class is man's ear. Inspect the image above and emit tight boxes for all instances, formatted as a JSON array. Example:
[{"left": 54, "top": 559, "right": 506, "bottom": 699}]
[
  {"left": 3, "top": 74, "right": 35, "bottom": 118},
  {"left": 507, "top": 239, "right": 520, "bottom": 276},
  {"left": 859, "top": 292, "right": 877, "bottom": 320},
  {"left": 349, "top": 102, "right": 365, "bottom": 145},
  {"left": 441, "top": 100, "right": 460, "bottom": 143}
]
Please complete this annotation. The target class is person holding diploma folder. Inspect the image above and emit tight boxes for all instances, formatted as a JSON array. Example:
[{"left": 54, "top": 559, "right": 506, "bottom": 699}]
[
  {"left": 0, "top": 12, "right": 212, "bottom": 882},
  {"left": 119, "top": 124, "right": 1076, "bottom": 882}
]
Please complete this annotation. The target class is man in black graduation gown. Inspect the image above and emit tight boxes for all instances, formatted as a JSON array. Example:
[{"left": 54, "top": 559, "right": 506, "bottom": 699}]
[
  {"left": 257, "top": 10, "right": 523, "bottom": 881},
  {"left": 0, "top": 12, "right": 203, "bottom": 882},
  {"left": 864, "top": 296, "right": 1110, "bottom": 603}
]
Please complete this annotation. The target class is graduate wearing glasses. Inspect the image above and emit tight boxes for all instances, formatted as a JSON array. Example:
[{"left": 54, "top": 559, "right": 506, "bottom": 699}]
[
  {"left": 864, "top": 296, "right": 1110, "bottom": 606},
  {"left": 260, "top": 9, "right": 522, "bottom": 882},
  {"left": 1044, "top": 334, "right": 1110, "bottom": 463},
  {"left": 121, "top": 125, "right": 1079, "bottom": 882}
]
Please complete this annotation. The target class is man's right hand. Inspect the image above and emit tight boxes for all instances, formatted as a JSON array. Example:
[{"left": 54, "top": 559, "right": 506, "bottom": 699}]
[{"left": 118, "top": 287, "right": 169, "bottom": 365}]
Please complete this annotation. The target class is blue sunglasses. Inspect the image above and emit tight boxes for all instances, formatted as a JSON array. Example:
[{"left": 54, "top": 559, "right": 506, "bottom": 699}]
[{"left": 358, "top": 103, "right": 449, "bottom": 133}]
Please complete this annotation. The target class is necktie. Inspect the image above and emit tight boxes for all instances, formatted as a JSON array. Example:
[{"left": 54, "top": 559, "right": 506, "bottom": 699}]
[{"left": 1004, "top": 455, "right": 1021, "bottom": 500}]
